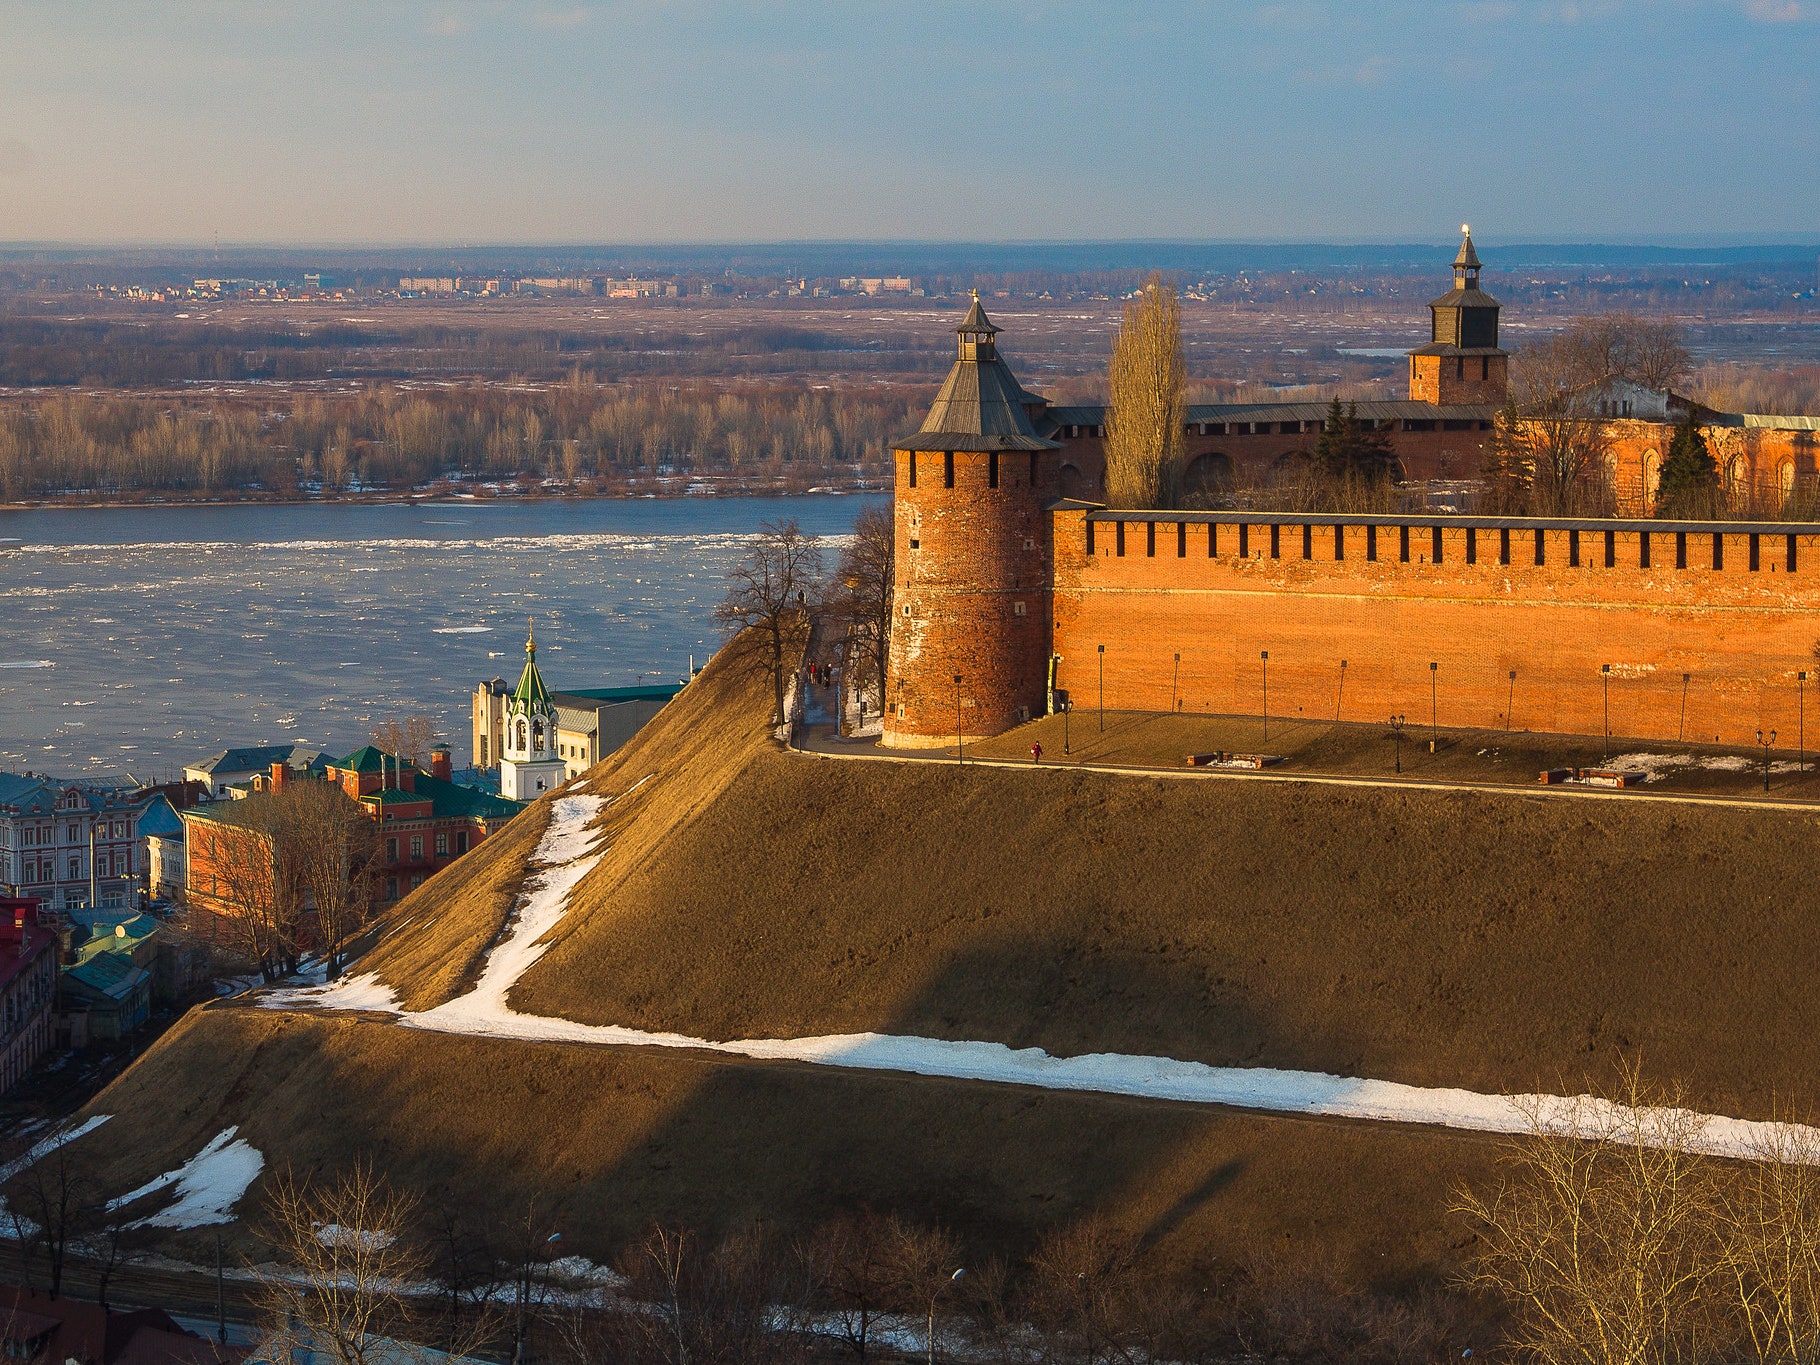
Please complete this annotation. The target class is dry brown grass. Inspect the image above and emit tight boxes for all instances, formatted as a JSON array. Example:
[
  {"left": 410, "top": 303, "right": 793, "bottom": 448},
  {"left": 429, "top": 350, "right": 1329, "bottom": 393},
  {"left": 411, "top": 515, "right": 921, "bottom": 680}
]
[{"left": 73, "top": 1007, "right": 1494, "bottom": 1291}]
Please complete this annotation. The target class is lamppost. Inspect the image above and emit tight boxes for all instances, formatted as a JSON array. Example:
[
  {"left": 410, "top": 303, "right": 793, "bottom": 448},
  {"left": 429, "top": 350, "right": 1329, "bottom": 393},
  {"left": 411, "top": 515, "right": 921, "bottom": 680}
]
[
  {"left": 1390, "top": 714, "right": 1407, "bottom": 774},
  {"left": 1097, "top": 644, "right": 1106, "bottom": 733},
  {"left": 1801, "top": 671, "right": 1808, "bottom": 773},
  {"left": 1171, "top": 652, "right": 1181, "bottom": 714},
  {"left": 1335, "top": 659, "right": 1348, "bottom": 722},
  {"left": 1602, "top": 663, "right": 1612, "bottom": 760},
  {"left": 1261, "top": 650, "right": 1270, "bottom": 741},
  {"left": 1680, "top": 672, "right": 1691, "bottom": 743},
  {"left": 1758, "top": 728, "right": 1778, "bottom": 794},
  {"left": 953, "top": 674, "right": 964, "bottom": 763},
  {"left": 1506, "top": 670, "right": 1517, "bottom": 733},
  {"left": 1063, "top": 699, "right": 1073, "bottom": 755},
  {"left": 514, "top": 1231, "right": 561, "bottom": 1365},
  {"left": 928, "top": 1267, "right": 965, "bottom": 1365},
  {"left": 1428, "top": 661, "right": 1439, "bottom": 752}
]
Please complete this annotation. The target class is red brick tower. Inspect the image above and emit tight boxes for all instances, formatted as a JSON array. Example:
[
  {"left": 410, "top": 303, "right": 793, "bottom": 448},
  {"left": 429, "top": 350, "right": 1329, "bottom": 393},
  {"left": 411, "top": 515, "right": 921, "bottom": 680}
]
[
  {"left": 1408, "top": 227, "right": 1510, "bottom": 405},
  {"left": 882, "top": 296, "right": 1062, "bottom": 749}
]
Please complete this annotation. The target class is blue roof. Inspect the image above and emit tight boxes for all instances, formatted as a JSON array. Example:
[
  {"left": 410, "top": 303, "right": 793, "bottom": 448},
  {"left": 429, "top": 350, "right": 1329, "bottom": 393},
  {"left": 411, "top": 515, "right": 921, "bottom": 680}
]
[
  {"left": 554, "top": 685, "right": 685, "bottom": 703},
  {"left": 137, "top": 794, "right": 184, "bottom": 839}
]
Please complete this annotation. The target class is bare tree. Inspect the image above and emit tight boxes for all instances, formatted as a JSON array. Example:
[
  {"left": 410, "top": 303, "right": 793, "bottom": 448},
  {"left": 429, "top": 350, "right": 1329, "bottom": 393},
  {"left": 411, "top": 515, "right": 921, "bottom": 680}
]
[
  {"left": 370, "top": 715, "right": 440, "bottom": 767},
  {"left": 252, "top": 1164, "right": 461, "bottom": 1365},
  {"left": 1715, "top": 1121, "right": 1820, "bottom": 1365},
  {"left": 1103, "top": 275, "right": 1186, "bottom": 509},
  {"left": 286, "top": 779, "right": 383, "bottom": 978},
  {"left": 832, "top": 505, "right": 893, "bottom": 717},
  {"left": 1024, "top": 1215, "right": 1146, "bottom": 1363},
  {"left": 714, "top": 518, "right": 822, "bottom": 727},
  {"left": 609, "top": 1224, "right": 803, "bottom": 1365},
  {"left": 7, "top": 1137, "right": 98, "bottom": 1297},
  {"left": 1508, "top": 327, "right": 1619, "bottom": 514},
  {"left": 1453, "top": 1067, "right": 1722, "bottom": 1365},
  {"left": 188, "top": 811, "right": 305, "bottom": 982},
  {"left": 1619, "top": 314, "right": 1694, "bottom": 392}
]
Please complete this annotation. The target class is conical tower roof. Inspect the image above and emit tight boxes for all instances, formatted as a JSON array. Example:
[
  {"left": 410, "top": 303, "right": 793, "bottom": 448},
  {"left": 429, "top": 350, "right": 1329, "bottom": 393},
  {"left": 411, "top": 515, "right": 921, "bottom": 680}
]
[
  {"left": 1453, "top": 226, "right": 1482, "bottom": 272},
  {"left": 896, "top": 294, "right": 1059, "bottom": 453},
  {"left": 510, "top": 619, "right": 553, "bottom": 712}
]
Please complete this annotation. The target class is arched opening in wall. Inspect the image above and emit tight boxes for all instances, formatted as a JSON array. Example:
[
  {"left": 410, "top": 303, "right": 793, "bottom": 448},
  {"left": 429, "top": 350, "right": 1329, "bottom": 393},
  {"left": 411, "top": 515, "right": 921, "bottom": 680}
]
[
  {"left": 1643, "top": 449, "right": 1661, "bottom": 508},
  {"left": 515, "top": 720, "right": 528, "bottom": 753},
  {"left": 1780, "top": 461, "right": 1797, "bottom": 509},
  {"left": 1183, "top": 452, "right": 1233, "bottom": 500},
  {"left": 1727, "top": 457, "right": 1748, "bottom": 507},
  {"left": 1267, "top": 451, "right": 1313, "bottom": 485},
  {"left": 532, "top": 719, "right": 544, "bottom": 753},
  {"left": 1602, "top": 448, "right": 1620, "bottom": 499},
  {"left": 1058, "top": 464, "right": 1084, "bottom": 499}
]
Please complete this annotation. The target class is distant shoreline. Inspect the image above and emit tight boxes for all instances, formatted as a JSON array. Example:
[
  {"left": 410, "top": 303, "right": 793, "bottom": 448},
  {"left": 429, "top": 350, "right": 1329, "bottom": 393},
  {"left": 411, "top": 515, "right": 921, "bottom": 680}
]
[{"left": 0, "top": 476, "right": 887, "bottom": 513}]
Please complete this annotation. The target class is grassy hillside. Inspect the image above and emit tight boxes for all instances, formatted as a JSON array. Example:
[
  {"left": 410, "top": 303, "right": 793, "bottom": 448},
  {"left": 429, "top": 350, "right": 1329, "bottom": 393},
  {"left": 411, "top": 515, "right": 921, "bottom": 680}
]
[
  {"left": 80, "top": 1005, "right": 1494, "bottom": 1286},
  {"left": 63, "top": 622, "right": 1820, "bottom": 1306}
]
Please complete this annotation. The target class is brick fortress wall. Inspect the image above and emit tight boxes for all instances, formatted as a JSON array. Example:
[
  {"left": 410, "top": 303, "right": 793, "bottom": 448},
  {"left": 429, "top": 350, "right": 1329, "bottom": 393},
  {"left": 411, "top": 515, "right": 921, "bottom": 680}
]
[
  {"left": 1050, "top": 508, "right": 1820, "bottom": 747},
  {"left": 883, "top": 446, "right": 1057, "bottom": 747}
]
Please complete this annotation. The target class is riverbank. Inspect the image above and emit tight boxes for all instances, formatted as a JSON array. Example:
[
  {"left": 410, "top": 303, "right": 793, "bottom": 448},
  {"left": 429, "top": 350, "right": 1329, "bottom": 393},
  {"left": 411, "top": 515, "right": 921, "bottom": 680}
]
[{"left": 0, "top": 469, "right": 886, "bottom": 512}]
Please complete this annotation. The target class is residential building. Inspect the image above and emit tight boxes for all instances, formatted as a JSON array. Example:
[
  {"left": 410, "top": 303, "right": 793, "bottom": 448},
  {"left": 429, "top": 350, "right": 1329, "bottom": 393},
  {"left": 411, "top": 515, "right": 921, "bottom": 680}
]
[
  {"left": 0, "top": 1286, "right": 240, "bottom": 1365},
  {"left": 140, "top": 794, "right": 187, "bottom": 899},
  {"left": 183, "top": 745, "right": 327, "bottom": 799},
  {"left": 182, "top": 746, "right": 522, "bottom": 918},
  {"left": 551, "top": 686, "right": 682, "bottom": 778},
  {"left": 0, "top": 898, "right": 57, "bottom": 1096},
  {"left": 0, "top": 773, "right": 152, "bottom": 912},
  {"left": 59, "top": 949, "right": 152, "bottom": 1044}
]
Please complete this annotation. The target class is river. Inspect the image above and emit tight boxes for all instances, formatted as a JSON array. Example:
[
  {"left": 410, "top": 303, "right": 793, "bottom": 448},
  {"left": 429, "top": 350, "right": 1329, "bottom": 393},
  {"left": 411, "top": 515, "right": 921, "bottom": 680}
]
[{"left": 0, "top": 496, "right": 879, "bottom": 781}]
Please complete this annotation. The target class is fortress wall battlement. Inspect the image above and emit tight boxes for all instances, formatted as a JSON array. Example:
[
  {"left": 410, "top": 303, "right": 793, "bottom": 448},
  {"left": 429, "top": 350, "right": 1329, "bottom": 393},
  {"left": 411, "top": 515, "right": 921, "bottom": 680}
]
[{"left": 1050, "top": 508, "right": 1820, "bottom": 746}]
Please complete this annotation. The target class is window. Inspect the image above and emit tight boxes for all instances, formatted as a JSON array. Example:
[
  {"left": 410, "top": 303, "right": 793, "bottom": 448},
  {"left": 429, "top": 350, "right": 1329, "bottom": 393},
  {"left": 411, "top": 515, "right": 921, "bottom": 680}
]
[
  {"left": 410, "top": 834, "right": 424, "bottom": 861},
  {"left": 386, "top": 837, "right": 398, "bottom": 864},
  {"left": 456, "top": 831, "right": 470, "bottom": 854},
  {"left": 943, "top": 453, "right": 954, "bottom": 488},
  {"left": 988, "top": 452, "right": 999, "bottom": 488},
  {"left": 410, "top": 874, "right": 424, "bottom": 891},
  {"left": 1013, "top": 601, "right": 1027, "bottom": 617},
  {"left": 1024, "top": 538, "right": 1035, "bottom": 551},
  {"left": 386, "top": 877, "right": 398, "bottom": 901},
  {"left": 909, "top": 538, "right": 920, "bottom": 550},
  {"left": 907, "top": 453, "right": 917, "bottom": 488},
  {"left": 1029, "top": 452, "right": 1038, "bottom": 485},
  {"left": 68, "top": 859, "right": 79, "bottom": 881}
]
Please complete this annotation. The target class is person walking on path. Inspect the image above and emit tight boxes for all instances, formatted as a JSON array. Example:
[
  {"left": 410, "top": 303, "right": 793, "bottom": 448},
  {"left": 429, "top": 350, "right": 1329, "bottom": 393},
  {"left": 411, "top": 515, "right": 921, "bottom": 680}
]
[{"left": 1031, "top": 742, "right": 1043, "bottom": 764}]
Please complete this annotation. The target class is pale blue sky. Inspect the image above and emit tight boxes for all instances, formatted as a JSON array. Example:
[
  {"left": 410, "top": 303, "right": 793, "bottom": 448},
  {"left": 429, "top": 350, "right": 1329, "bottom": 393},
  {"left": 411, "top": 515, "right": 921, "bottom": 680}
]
[{"left": 1, "top": 1, "right": 1814, "bottom": 244}]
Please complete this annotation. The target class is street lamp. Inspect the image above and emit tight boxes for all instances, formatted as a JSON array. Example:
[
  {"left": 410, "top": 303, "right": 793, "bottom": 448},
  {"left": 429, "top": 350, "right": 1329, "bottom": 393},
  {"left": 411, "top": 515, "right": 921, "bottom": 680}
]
[
  {"left": 1261, "top": 650, "right": 1270, "bottom": 741},
  {"left": 1801, "top": 671, "right": 1809, "bottom": 773},
  {"left": 1097, "top": 644, "right": 1106, "bottom": 733},
  {"left": 928, "top": 1267, "right": 965, "bottom": 1365},
  {"left": 1428, "top": 661, "right": 1439, "bottom": 752},
  {"left": 1679, "top": 672, "right": 1692, "bottom": 743},
  {"left": 1172, "top": 652, "right": 1181, "bottom": 714},
  {"left": 1335, "top": 659, "right": 1348, "bottom": 722},
  {"left": 1758, "top": 729, "right": 1778, "bottom": 793},
  {"left": 1062, "top": 698, "right": 1073, "bottom": 755},
  {"left": 514, "top": 1231, "right": 561, "bottom": 1365},
  {"left": 1389, "top": 714, "right": 1407, "bottom": 774},
  {"left": 1506, "top": 670, "right": 1517, "bottom": 733},
  {"left": 953, "top": 674, "right": 964, "bottom": 763},
  {"left": 1602, "top": 663, "right": 1612, "bottom": 760}
]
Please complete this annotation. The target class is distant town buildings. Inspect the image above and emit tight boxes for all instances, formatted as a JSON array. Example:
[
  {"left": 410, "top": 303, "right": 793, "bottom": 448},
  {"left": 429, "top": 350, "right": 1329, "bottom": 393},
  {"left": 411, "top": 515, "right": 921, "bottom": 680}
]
[
  {"left": 183, "top": 744, "right": 328, "bottom": 800},
  {"left": 474, "top": 666, "right": 684, "bottom": 777},
  {"left": 0, "top": 773, "right": 156, "bottom": 912}
]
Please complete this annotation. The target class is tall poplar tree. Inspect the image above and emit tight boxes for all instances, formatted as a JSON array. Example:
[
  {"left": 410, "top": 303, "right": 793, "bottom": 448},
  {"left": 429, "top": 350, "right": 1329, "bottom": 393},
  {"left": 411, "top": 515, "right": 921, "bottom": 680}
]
[{"left": 1102, "top": 275, "right": 1186, "bottom": 508}]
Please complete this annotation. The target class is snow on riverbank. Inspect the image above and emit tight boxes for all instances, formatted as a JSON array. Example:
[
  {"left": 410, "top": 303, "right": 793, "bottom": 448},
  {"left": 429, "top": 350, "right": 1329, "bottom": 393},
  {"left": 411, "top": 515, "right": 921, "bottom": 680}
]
[{"left": 259, "top": 777, "right": 1820, "bottom": 1164}]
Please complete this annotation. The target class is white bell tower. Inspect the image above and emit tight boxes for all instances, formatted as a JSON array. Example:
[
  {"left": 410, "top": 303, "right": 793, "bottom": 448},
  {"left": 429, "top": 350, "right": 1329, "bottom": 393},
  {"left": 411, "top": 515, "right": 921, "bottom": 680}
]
[{"left": 500, "top": 619, "right": 567, "bottom": 801}]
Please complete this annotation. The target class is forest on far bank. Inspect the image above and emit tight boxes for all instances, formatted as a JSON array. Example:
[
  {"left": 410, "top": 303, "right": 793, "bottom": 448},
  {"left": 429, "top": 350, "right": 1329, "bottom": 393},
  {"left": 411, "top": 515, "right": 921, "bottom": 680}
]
[{"left": 0, "top": 380, "right": 924, "bottom": 501}]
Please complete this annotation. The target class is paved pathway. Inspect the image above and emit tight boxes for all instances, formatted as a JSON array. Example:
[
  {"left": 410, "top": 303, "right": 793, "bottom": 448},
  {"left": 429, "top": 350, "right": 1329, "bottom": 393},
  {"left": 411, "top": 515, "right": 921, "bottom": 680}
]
[{"left": 793, "top": 719, "right": 1820, "bottom": 816}]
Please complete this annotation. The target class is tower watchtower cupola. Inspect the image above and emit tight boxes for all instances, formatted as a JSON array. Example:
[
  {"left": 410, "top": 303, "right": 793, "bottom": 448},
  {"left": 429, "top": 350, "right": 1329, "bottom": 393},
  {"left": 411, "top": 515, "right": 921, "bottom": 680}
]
[
  {"left": 1406, "top": 225, "right": 1510, "bottom": 405},
  {"left": 955, "top": 291, "right": 999, "bottom": 363}
]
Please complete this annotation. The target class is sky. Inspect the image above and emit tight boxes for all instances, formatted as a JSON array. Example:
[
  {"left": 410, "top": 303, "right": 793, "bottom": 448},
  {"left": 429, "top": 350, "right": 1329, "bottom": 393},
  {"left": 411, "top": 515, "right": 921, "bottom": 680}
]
[{"left": 1, "top": 0, "right": 1816, "bottom": 245}]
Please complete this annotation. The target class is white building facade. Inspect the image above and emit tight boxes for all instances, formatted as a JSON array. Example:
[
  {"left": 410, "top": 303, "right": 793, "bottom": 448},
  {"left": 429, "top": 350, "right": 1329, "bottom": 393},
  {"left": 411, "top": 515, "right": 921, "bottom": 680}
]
[{"left": 499, "top": 625, "right": 567, "bottom": 801}]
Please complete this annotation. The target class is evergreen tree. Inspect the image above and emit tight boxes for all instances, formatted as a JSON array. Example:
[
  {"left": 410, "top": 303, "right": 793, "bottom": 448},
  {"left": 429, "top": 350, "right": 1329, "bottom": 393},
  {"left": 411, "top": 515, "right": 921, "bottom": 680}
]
[
  {"left": 1654, "top": 410, "right": 1718, "bottom": 516},
  {"left": 1479, "top": 398, "right": 1534, "bottom": 515},
  {"left": 1313, "top": 398, "right": 1349, "bottom": 479},
  {"left": 1314, "top": 399, "right": 1397, "bottom": 488}
]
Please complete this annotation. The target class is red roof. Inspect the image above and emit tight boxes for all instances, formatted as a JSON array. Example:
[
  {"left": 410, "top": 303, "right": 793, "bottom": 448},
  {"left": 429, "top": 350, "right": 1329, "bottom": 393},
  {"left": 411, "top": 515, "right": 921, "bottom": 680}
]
[
  {"left": 0, "top": 1288, "right": 243, "bottom": 1365},
  {"left": 0, "top": 901, "right": 55, "bottom": 993}
]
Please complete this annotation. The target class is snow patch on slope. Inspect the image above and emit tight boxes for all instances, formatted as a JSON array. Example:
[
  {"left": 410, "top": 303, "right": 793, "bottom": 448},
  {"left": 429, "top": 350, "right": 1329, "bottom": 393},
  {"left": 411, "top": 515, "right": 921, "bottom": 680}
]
[{"left": 110, "top": 1127, "right": 265, "bottom": 1228}]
